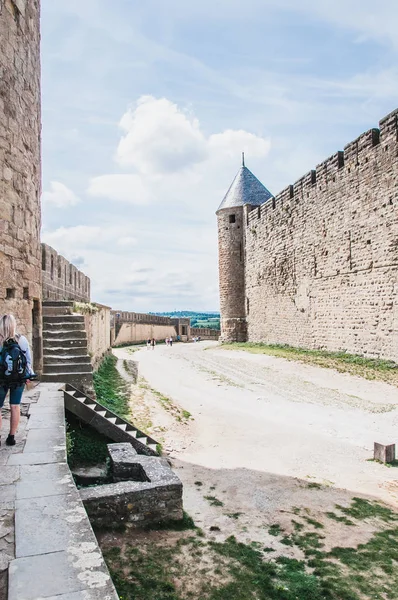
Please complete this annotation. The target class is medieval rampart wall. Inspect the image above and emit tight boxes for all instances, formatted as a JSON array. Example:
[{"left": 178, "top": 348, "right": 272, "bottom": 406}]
[
  {"left": 0, "top": 0, "right": 42, "bottom": 364},
  {"left": 114, "top": 323, "right": 178, "bottom": 346},
  {"left": 42, "top": 243, "right": 90, "bottom": 303},
  {"left": 245, "top": 109, "right": 398, "bottom": 362},
  {"left": 190, "top": 327, "right": 219, "bottom": 340}
]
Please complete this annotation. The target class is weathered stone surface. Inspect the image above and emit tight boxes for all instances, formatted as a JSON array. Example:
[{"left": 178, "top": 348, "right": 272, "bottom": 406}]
[
  {"left": 108, "top": 442, "right": 146, "bottom": 481},
  {"left": 374, "top": 442, "right": 396, "bottom": 464},
  {"left": 0, "top": 0, "right": 42, "bottom": 371},
  {"left": 80, "top": 453, "right": 183, "bottom": 528},
  {"left": 16, "top": 462, "right": 76, "bottom": 499},
  {"left": 9, "top": 548, "right": 117, "bottom": 600},
  {"left": 218, "top": 111, "right": 398, "bottom": 362}
]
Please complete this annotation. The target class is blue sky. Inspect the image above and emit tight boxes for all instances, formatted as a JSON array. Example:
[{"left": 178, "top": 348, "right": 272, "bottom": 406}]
[{"left": 40, "top": 0, "right": 398, "bottom": 311}]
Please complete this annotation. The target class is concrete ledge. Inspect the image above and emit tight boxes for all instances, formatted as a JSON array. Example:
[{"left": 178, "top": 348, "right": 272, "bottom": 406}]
[{"left": 80, "top": 444, "right": 183, "bottom": 528}]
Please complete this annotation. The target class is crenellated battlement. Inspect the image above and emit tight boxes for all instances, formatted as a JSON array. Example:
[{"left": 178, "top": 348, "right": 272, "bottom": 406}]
[
  {"left": 246, "top": 109, "right": 398, "bottom": 224},
  {"left": 233, "top": 109, "right": 398, "bottom": 361}
]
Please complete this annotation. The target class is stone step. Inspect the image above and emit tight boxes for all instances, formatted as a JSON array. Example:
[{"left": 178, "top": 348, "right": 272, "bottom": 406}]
[
  {"left": 42, "top": 306, "right": 73, "bottom": 317},
  {"left": 43, "top": 345, "right": 89, "bottom": 356},
  {"left": 43, "top": 321, "right": 85, "bottom": 331},
  {"left": 43, "top": 363, "right": 93, "bottom": 374},
  {"left": 42, "top": 301, "right": 75, "bottom": 307},
  {"left": 43, "top": 330, "right": 87, "bottom": 340},
  {"left": 44, "top": 354, "right": 90, "bottom": 365},
  {"left": 44, "top": 338, "right": 88, "bottom": 349},
  {"left": 43, "top": 315, "right": 85, "bottom": 323},
  {"left": 41, "top": 372, "right": 93, "bottom": 385}
]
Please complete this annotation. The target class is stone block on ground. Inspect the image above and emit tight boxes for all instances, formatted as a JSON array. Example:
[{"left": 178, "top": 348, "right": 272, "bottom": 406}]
[{"left": 374, "top": 442, "right": 396, "bottom": 464}]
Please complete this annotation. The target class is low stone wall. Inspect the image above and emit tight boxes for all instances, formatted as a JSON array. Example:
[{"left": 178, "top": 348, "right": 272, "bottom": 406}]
[
  {"left": 190, "top": 327, "right": 220, "bottom": 341},
  {"left": 82, "top": 304, "right": 111, "bottom": 369},
  {"left": 80, "top": 444, "right": 183, "bottom": 528},
  {"left": 42, "top": 243, "right": 90, "bottom": 303},
  {"left": 114, "top": 322, "right": 178, "bottom": 346}
]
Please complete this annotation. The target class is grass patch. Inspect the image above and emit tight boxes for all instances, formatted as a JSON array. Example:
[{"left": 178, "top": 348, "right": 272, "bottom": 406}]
[
  {"left": 93, "top": 354, "right": 131, "bottom": 419},
  {"left": 226, "top": 512, "right": 243, "bottom": 520},
  {"left": 205, "top": 496, "right": 224, "bottom": 507},
  {"left": 102, "top": 497, "right": 398, "bottom": 600},
  {"left": 268, "top": 524, "right": 284, "bottom": 536},
  {"left": 149, "top": 385, "right": 192, "bottom": 423},
  {"left": 66, "top": 413, "right": 110, "bottom": 468},
  {"left": 143, "top": 511, "right": 197, "bottom": 532},
  {"left": 220, "top": 342, "right": 398, "bottom": 387},
  {"left": 326, "top": 512, "right": 355, "bottom": 526},
  {"left": 335, "top": 497, "right": 398, "bottom": 523}
]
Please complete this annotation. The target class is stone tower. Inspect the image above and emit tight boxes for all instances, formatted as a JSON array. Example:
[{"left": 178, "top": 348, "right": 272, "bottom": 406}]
[
  {"left": 0, "top": 0, "right": 42, "bottom": 368},
  {"left": 217, "top": 157, "right": 272, "bottom": 342}
]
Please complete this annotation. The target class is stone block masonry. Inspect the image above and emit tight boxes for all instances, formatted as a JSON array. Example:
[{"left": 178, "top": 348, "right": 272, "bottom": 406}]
[
  {"left": 42, "top": 243, "right": 90, "bottom": 303},
  {"left": 0, "top": 0, "right": 42, "bottom": 369},
  {"left": 243, "top": 110, "right": 398, "bottom": 362}
]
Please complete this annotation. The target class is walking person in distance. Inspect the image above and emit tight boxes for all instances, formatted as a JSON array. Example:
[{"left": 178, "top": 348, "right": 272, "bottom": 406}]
[
  {"left": 151, "top": 338, "right": 156, "bottom": 350},
  {"left": 0, "top": 314, "right": 34, "bottom": 446}
]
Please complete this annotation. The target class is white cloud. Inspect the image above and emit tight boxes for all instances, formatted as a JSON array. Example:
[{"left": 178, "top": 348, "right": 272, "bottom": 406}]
[
  {"left": 42, "top": 181, "right": 81, "bottom": 208},
  {"left": 42, "top": 224, "right": 137, "bottom": 256},
  {"left": 87, "top": 174, "right": 152, "bottom": 204},
  {"left": 116, "top": 96, "right": 208, "bottom": 174}
]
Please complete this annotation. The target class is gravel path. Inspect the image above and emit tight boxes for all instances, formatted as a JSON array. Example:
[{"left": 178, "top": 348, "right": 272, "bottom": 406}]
[{"left": 114, "top": 342, "right": 398, "bottom": 542}]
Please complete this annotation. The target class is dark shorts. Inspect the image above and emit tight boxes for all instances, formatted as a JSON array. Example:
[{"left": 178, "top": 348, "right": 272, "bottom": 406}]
[{"left": 0, "top": 384, "right": 25, "bottom": 408}]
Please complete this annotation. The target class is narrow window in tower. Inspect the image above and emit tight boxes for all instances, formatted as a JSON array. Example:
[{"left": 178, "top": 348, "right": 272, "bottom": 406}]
[
  {"left": 239, "top": 242, "right": 242, "bottom": 262},
  {"left": 50, "top": 255, "right": 54, "bottom": 280},
  {"left": 246, "top": 297, "right": 250, "bottom": 314},
  {"left": 229, "top": 214, "right": 236, "bottom": 224}
]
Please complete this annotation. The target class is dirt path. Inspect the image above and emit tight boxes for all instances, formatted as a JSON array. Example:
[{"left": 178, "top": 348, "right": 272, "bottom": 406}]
[{"left": 113, "top": 342, "right": 398, "bottom": 549}]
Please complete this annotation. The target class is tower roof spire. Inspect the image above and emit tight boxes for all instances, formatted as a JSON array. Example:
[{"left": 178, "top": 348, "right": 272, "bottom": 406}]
[{"left": 216, "top": 159, "right": 272, "bottom": 213}]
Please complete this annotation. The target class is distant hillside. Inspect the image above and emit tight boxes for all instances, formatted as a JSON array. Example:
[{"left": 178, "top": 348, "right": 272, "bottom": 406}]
[{"left": 150, "top": 311, "right": 220, "bottom": 330}]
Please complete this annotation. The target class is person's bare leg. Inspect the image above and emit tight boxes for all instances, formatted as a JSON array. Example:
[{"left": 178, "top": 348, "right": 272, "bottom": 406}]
[{"left": 10, "top": 405, "right": 20, "bottom": 436}]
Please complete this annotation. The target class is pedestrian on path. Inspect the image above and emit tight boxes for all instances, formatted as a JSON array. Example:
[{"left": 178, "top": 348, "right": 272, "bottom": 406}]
[
  {"left": 169, "top": 336, "right": 173, "bottom": 347},
  {"left": 0, "top": 314, "right": 34, "bottom": 446},
  {"left": 151, "top": 338, "right": 156, "bottom": 350},
  {"left": 147, "top": 338, "right": 151, "bottom": 350}
]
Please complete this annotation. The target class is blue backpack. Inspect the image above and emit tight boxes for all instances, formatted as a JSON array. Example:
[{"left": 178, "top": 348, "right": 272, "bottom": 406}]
[{"left": 0, "top": 339, "right": 28, "bottom": 388}]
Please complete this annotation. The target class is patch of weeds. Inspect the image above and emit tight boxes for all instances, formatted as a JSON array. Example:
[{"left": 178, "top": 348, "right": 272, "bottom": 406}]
[
  {"left": 149, "top": 385, "right": 192, "bottom": 423},
  {"left": 336, "top": 497, "right": 398, "bottom": 523},
  {"left": 280, "top": 536, "right": 294, "bottom": 546},
  {"left": 306, "top": 482, "right": 323, "bottom": 490},
  {"left": 326, "top": 512, "right": 355, "bottom": 526},
  {"left": 219, "top": 342, "right": 398, "bottom": 388},
  {"left": 182, "top": 410, "right": 192, "bottom": 419},
  {"left": 292, "top": 520, "right": 304, "bottom": 531},
  {"left": 66, "top": 413, "right": 110, "bottom": 468},
  {"left": 205, "top": 495, "right": 224, "bottom": 507},
  {"left": 195, "top": 481, "right": 203, "bottom": 486},
  {"left": 268, "top": 523, "right": 283, "bottom": 536},
  {"left": 304, "top": 517, "right": 324, "bottom": 529},
  {"left": 367, "top": 458, "right": 398, "bottom": 468},
  {"left": 263, "top": 547, "right": 275, "bottom": 553},
  {"left": 143, "top": 511, "right": 197, "bottom": 532},
  {"left": 226, "top": 512, "right": 243, "bottom": 520},
  {"left": 93, "top": 354, "right": 131, "bottom": 419}
]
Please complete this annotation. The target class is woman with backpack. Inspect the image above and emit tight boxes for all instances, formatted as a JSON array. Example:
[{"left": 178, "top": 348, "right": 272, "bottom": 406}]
[{"left": 0, "top": 314, "right": 33, "bottom": 446}]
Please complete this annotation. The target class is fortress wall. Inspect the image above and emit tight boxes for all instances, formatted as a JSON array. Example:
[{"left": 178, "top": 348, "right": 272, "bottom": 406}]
[
  {"left": 0, "top": 0, "right": 42, "bottom": 361},
  {"left": 114, "top": 323, "right": 178, "bottom": 346},
  {"left": 245, "top": 109, "right": 398, "bottom": 361},
  {"left": 42, "top": 243, "right": 90, "bottom": 303},
  {"left": 190, "top": 327, "right": 219, "bottom": 340},
  {"left": 111, "top": 311, "right": 173, "bottom": 326}
]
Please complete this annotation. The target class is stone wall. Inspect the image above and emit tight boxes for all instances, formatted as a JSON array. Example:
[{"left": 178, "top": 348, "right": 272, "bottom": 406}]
[
  {"left": 0, "top": 0, "right": 42, "bottom": 368},
  {"left": 244, "top": 109, "right": 398, "bottom": 362},
  {"left": 114, "top": 322, "right": 178, "bottom": 346},
  {"left": 190, "top": 327, "right": 219, "bottom": 340},
  {"left": 42, "top": 243, "right": 90, "bottom": 303},
  {"left": 81, "top": 304, "right": 111, "bottom": 369}
]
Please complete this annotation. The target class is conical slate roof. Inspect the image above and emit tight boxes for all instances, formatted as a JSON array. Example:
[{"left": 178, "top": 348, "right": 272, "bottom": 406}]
[{"left": 217, "top": 165, "right": 273, "bottom": 213}]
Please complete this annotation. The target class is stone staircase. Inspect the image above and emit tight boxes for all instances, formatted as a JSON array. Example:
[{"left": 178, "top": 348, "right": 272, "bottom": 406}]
[
  {"left": 41, "top": 301, "right": 93, "bottom": 388},
  {"left": 64, "top": 384, "right": 159, "bottom": 456}
]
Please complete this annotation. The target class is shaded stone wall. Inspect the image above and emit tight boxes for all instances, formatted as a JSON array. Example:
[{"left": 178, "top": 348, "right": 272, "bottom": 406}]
[
  {"left": 82, "top": 304, "right": 111, "bottom": 369},
  {"left": 244, "top": 110, "right": 398, "bottom": 362},
  {"left": 42, "top": 243, "right": 90, "bottom": 303},
  {"left": 0, "top": 0, "right": 42, "bottom": 367}
]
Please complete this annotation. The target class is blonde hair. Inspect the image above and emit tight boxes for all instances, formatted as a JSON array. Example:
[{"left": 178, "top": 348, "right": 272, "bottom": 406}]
[{"left": 0, "top": 314, "right": 19, "bottom": 345}]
